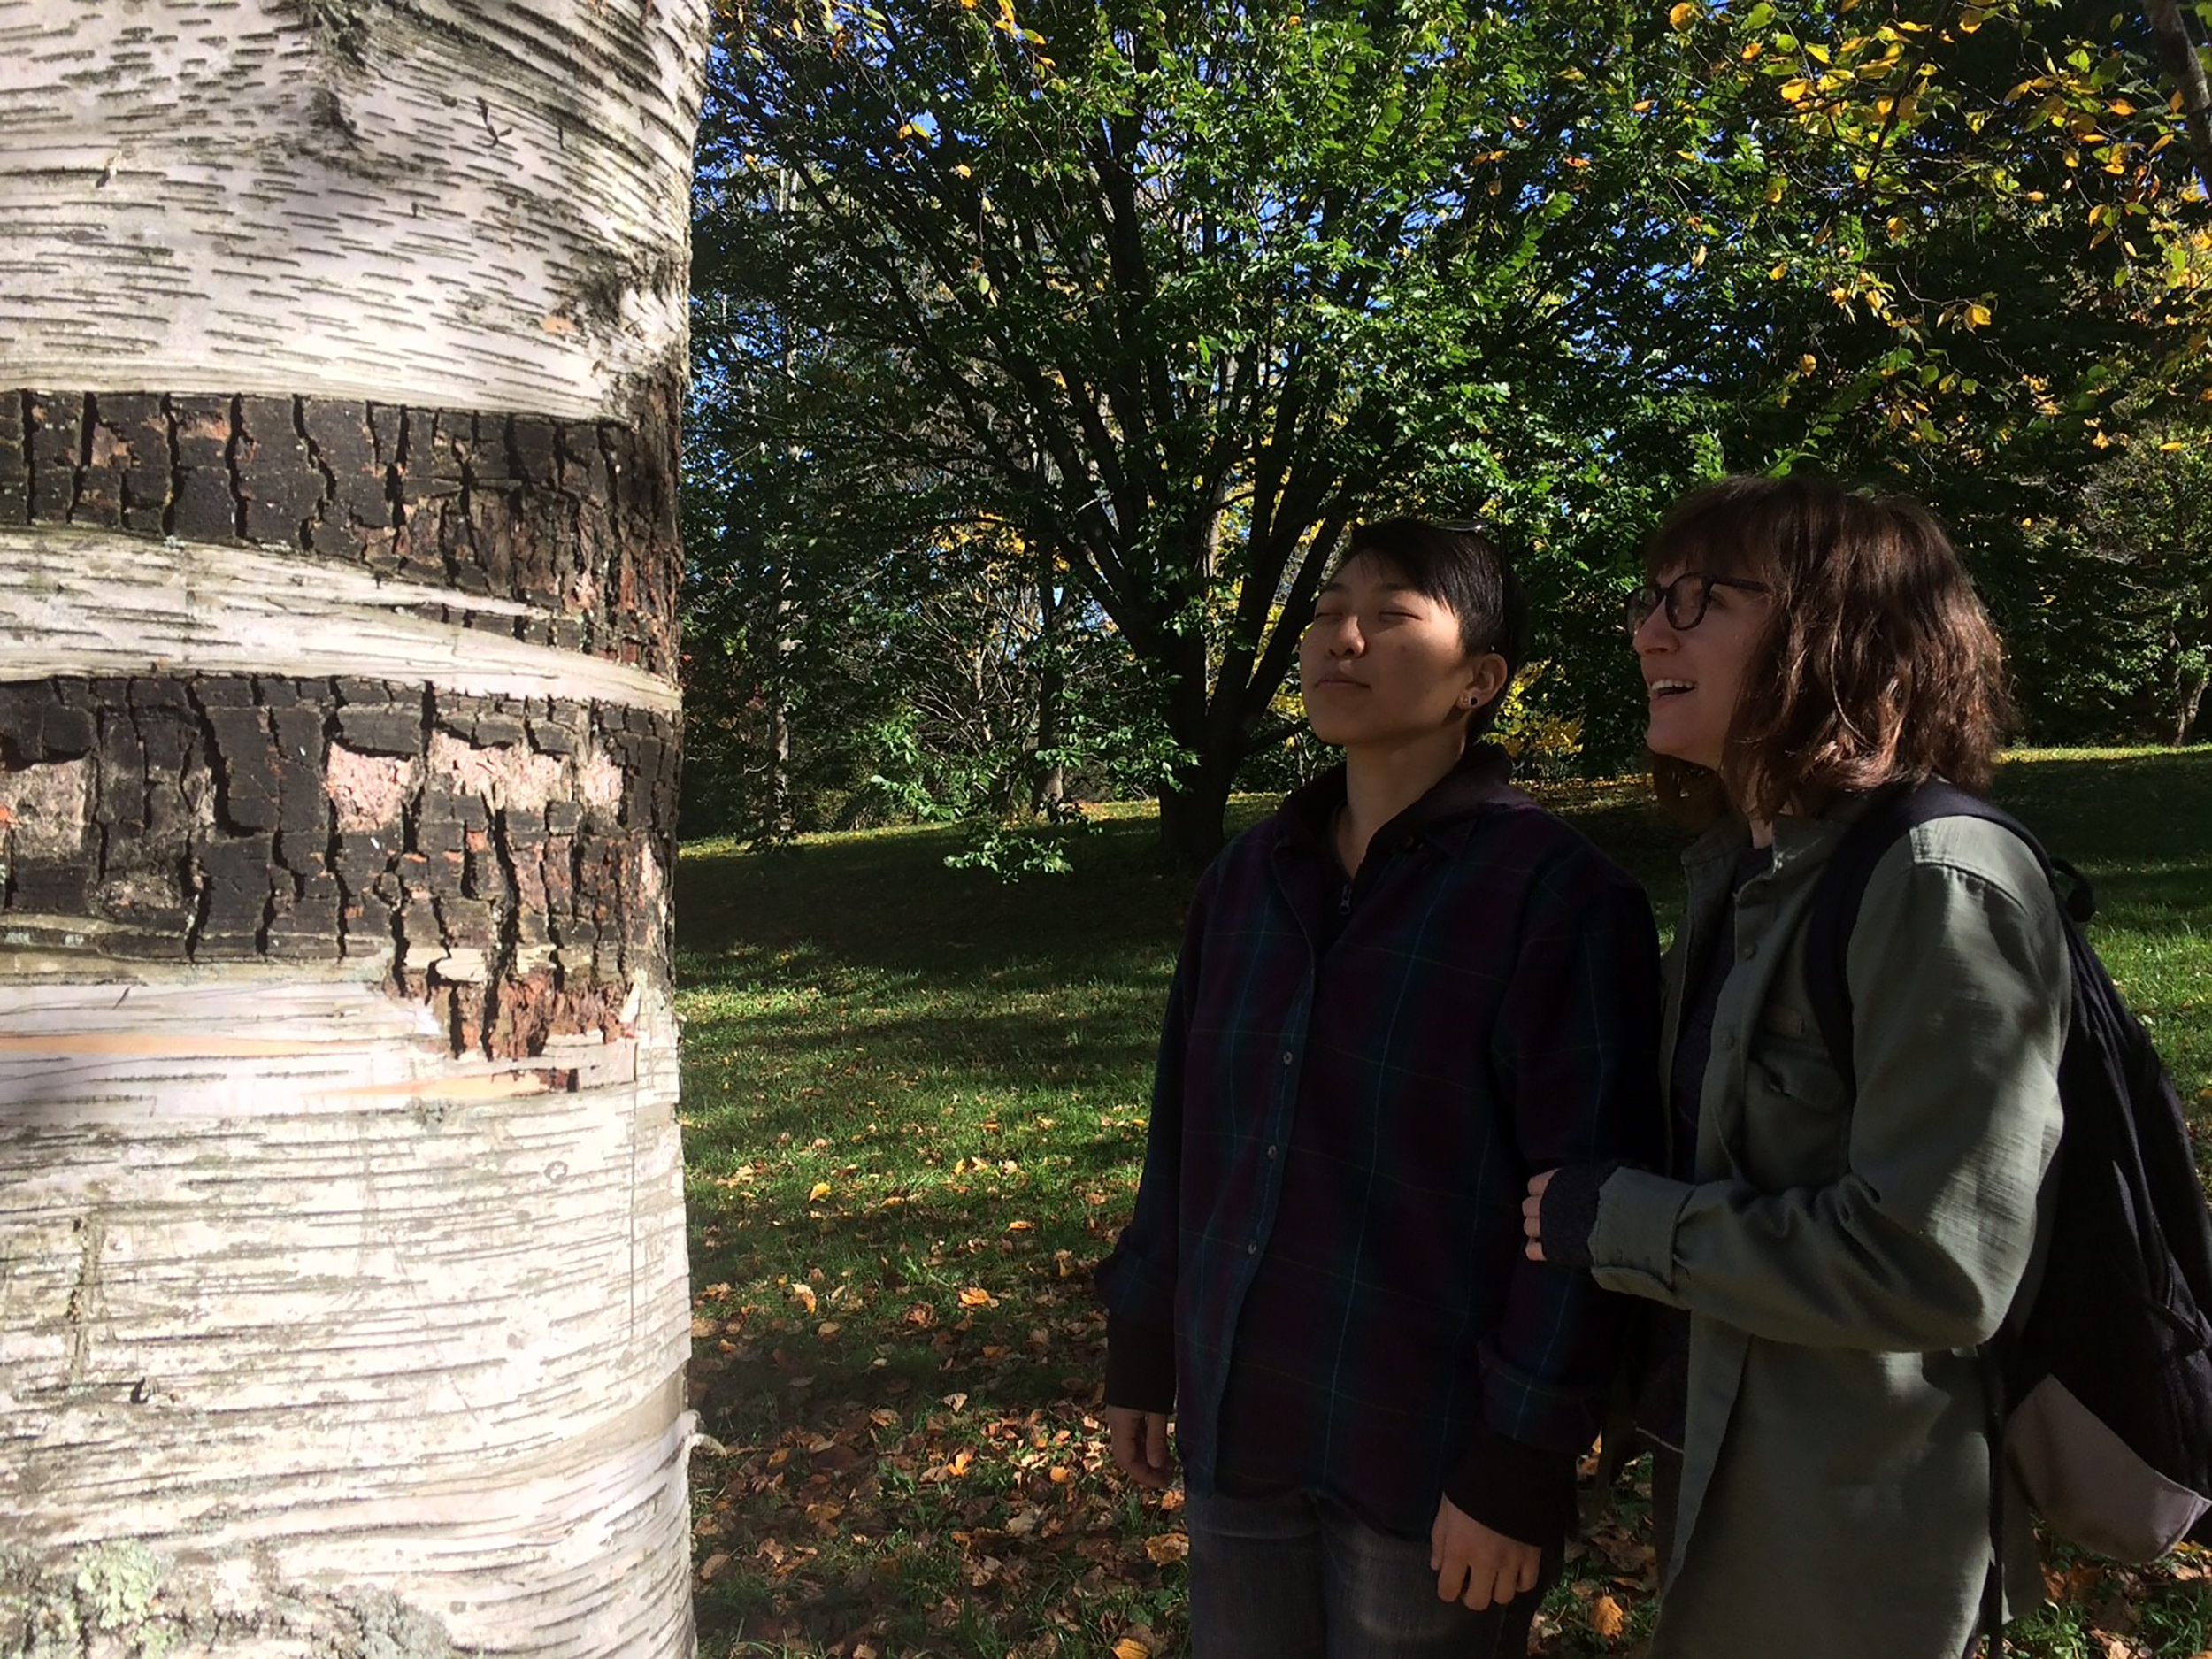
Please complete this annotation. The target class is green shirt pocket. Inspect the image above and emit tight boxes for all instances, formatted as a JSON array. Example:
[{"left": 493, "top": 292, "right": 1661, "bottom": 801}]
[{"left": 1738, "top": 1010, "right": 1852, "bottom": 1185}]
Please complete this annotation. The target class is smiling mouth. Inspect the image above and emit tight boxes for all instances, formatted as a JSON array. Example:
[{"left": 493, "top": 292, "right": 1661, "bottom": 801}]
[{"left": 1648, "top": 680, "right": 1694, "bottom": 699}]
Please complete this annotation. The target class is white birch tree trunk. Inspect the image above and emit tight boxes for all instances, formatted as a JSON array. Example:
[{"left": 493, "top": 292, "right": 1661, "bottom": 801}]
[{"left": 0, "top": 3, "right": 709, "bottom": 1653}]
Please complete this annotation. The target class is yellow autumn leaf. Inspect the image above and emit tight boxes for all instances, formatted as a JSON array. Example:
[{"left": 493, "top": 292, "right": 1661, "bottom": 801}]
[
  {"left": 1591, "top": 1593, "right": 1628, "bottom": 1639},
  {"left": 1144, "top": 1532, "right": 1191, "bottom": 1563},
  {"left": 1805, "top": 41, "right": 1832, "bottom": 63},
  {"left": 1779, "top": 78, "right": 1812, "bottom": 103},
  {"left": 808, "top": 1179, "right": 832, "bottom": 1202},
  {"left": 1966, "top": 302, "right": 1993, "bottom": 327},
  {"left": 958, "top": 1286, "right": 995, "bottom": 1307},
  {"left": 1667, "top": 1, "right": 1699, "bottom": 28},
  {"left": 792, "top": 1282, "right": 818, "bottom": 1314},
  {"left": 1113, "top": 1641, "right": 1152, "bottom": 1659}
]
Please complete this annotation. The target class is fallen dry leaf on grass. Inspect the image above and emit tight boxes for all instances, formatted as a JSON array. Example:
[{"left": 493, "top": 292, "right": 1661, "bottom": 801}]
[
  {"left": 1590, "top": 1593, "right": 1627, "bottom": 1640},
  {"left": 1143, "top": 1532, "right": 1189, "bottom": 1564},
  {"left": 1111, "top": 1638, "right": 1152, "bottom": 1659}
]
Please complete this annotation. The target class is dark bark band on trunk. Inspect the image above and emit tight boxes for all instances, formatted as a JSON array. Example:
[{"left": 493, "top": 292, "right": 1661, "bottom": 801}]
[
  {"left": 0, "top": 675, "right": 676, "bottom": 1061},
  {"left": 0, "top": 388, "right": 680, "bottom": 676}
]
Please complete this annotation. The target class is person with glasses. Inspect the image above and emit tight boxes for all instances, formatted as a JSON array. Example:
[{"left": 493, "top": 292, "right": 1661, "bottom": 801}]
[
  {"left": 1096, "top": 518, "right": 1663, "bottom": 1657},
  {"left": 1523, "top": 475, "right": 2066, "bottom": 1658}
]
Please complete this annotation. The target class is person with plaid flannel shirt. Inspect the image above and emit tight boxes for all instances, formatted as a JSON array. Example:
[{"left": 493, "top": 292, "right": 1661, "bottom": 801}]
[{"left": 1096, "top": 518, "right": 1663, "bottom": 1657}]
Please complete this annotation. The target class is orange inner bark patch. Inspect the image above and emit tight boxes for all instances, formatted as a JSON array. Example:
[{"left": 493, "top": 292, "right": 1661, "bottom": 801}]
[
  {"left": 488, "top": 971, "right": 629, "bottom": 1059},
  {"left": 325, "top": 743, "right": 419, "bottom": 832},
  {"left": 86, "top": 422, "right": 130, "bottom": 467},
  {"left": 426, "top": 731, "right": 570, "bottom": 811},
  {"left": 0, "top": 758, "right": 90, "bottom": 857},
  {"left": 574, "top": 749, "right": 625, "bottom": 810}
]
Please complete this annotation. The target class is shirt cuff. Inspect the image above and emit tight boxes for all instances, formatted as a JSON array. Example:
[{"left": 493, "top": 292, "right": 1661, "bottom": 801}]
[
  {"left": 1441, "top": 1419, "right": 1578, "bottom": 1548},
  {"left": 1588, "top": 1165, "right": 1694, "bottom": 1303},
  {"left": 1102, "top": 1311, "right": 1176, "bottom": 1413},
  {"left": 1536, "top": 1160, "right": 1622, "bottom": 1271}
]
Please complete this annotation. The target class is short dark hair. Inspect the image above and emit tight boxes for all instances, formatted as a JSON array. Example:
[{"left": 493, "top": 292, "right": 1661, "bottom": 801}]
[
  {"left": 1642, "top": 474, "right": 2013, "bottom": 825},
  {"left": 1337, "top": 518, "right": 1529, "bottom": 736}
]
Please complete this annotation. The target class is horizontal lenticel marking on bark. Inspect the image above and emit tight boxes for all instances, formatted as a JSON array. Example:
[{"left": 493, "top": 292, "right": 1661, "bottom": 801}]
[
  {"left": 0, "top": 676, "right": 679, "bottom": 1062},
  {"left": 3, "top": 388, "right": 680, "bottom": 677}
]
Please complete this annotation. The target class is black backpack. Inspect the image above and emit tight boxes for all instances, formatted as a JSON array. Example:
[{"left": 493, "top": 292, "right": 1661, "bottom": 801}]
[{"left": 1803, "top": 781, "right": 2212, "bottom": 1567}]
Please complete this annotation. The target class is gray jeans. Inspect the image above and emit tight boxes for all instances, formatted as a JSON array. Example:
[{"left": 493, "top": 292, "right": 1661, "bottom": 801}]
[{"left": 1183, "top": 1487, "right": 1559, "bottom": 1659}]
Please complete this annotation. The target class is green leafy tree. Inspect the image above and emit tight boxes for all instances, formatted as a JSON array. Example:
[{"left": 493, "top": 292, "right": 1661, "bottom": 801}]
[
  {"left": 1997, "top": 412, "right": 2212, "bottom": 744},
  {"left": 697, "top": 0, "right": 2208, "bottom": 861}
]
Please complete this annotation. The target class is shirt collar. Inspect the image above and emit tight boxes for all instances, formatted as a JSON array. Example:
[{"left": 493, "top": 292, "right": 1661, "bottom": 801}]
[{"left": 1279, "top": 742, "right": 1528, "bottom": 857}]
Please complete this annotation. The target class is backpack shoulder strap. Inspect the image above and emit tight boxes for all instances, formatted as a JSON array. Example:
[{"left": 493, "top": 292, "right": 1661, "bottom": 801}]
[{"left": 1802, "top": 781, "right": 2056, "bottom": 1096}]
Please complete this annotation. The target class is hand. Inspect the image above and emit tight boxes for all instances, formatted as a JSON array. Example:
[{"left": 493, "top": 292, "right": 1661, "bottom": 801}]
[
  {"left": 1429, "top": 1494, "right": 1541, "bottom": 1609},
  {"left": 1104, "top": 1405, "right": 1176, "bottom": 1489},
  {"left": 1521, "top": 1168, "right": 1554, "bottom": 1263}
]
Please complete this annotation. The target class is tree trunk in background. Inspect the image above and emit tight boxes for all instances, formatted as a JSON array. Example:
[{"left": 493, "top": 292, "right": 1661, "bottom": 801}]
[
  {"left": 2173, "top": 664, "right": 2208, "bottom": 746},
  {"left": 1032, "top": 563, "right": 1066, "bottom": 817},
  {"left": 764, "top": 562, "right": 797, "bottom": 841},
  {"left": 0, "top": 4, "right": 707, "bottom": 1654}
]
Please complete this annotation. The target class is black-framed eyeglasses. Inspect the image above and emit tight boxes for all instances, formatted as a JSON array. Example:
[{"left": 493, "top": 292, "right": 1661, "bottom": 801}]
[{"left": 1623, "top": 572, "right": 1771, "bottom": 638}]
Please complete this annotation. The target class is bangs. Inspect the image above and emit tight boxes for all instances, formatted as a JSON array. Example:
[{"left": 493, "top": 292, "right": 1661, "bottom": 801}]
[{"left": 1644, "top": 479, "right": 1788, "bottom": 586}]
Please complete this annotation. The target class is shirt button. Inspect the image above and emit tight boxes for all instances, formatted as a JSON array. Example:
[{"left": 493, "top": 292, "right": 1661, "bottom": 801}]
[
  {"left": 1265, "top": 1144, "right": 1279, "bottom": 1160},
  {"left": 1280, "top": 1049, "right": 1294, "bottom": 1067},
  {"left": 1717, "top": 1031, "right": 1737, "bottom": 1052},
  {"left": 1248, "top": 1240, "right": 1259, "bottom": 1256}
]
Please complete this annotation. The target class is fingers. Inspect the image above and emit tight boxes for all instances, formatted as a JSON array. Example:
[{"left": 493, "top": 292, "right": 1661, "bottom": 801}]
[
  {"left": 1462, "top": 1560, "right": 1517, "bottom": 1612},
  {"left": 1106, "top": 1409, "right": 1174, "bottom": 1489},
  {"left": 1456, "top": 1551, "right": 1536, "bottom": 1612},
  {"left": 1431, "top": 1499, "right": 1543, "bottom": 1610},
  {"left": 1521, "top": 1173, "right": 1549, "bottom": 1263},
  {"left": 1107, "top": 1410, "right": 1138, "bottom": 1476}
]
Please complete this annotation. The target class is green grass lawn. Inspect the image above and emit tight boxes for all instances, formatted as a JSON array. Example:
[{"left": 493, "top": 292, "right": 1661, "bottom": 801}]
[{"left": 675, "top": 747, "right": 2212, "bottom": 1658}]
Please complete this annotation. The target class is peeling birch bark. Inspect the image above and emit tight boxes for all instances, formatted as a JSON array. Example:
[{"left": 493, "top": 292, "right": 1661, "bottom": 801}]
[
  {"left": 0, "top": 1, "right": 709, "bottom": 1653},
  {"left": 0, "top": 531, "right": 680, "bottom": 714},
  {"left": 0, "top": 979, "right": 692, "bottom": 1656},
  {"left": 0, "top": 3, "right": 705, "bottom": 422}
]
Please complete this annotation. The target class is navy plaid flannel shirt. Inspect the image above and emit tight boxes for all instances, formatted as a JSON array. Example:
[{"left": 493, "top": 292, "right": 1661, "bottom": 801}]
[{"left": 1096, "top": 747, "right": 1663, "bottom": 1545}]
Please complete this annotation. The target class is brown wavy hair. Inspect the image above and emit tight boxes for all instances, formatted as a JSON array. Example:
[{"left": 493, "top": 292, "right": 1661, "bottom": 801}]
[{"left": 1644, "top": 474, "right": 2013, "bottom": 826}]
